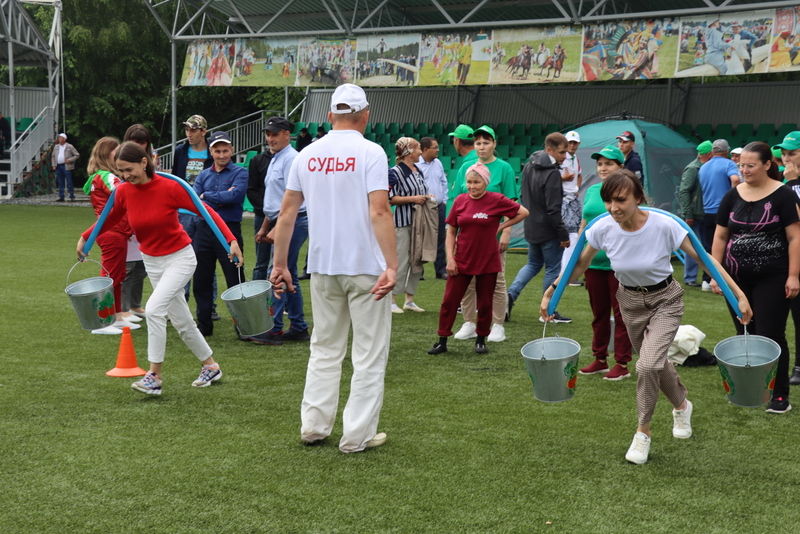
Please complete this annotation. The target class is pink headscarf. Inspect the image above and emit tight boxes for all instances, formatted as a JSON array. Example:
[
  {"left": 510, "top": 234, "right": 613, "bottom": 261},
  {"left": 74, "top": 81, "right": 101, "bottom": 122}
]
[{"left": 466, "top": 162, "right": 491, "bottom": 185}]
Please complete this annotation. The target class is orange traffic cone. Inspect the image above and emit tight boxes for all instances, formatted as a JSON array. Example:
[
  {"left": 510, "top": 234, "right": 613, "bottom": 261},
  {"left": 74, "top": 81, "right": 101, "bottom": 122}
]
[{"left": 106, "top": 326, "right": 147, "bottom": 377}]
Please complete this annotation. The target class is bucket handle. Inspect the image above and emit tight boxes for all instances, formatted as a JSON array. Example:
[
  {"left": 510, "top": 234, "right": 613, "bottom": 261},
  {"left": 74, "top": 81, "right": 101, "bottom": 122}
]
[
  {"left": 743, "top": 324, "right": 750, "bottom": 368},
  {"left": 66, "top": 258, "right": 109, "bottom": 288}
]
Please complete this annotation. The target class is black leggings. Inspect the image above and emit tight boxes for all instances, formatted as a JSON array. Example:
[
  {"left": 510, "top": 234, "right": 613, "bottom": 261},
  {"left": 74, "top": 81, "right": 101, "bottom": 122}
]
[
  {"left": 728, "top": 272, "right": 791, "bottom": 399},
  {"left": 791, "top": 296, "right": 800, "bottom": 370}
]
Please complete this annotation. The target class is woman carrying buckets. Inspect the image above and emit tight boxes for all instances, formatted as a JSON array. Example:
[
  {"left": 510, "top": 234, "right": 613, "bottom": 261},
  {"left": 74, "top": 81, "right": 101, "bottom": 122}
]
[
  {"left": 576, "top": 145, "right": 633, "bottom": 381},
  {"left": 76, "top": 142, "right": 243, "bottom": 396},
  {"left": 711, "top": 141, "right": 800, "bottom": 414},
  {"left": 541, "top": 170, "right": 752, "bottom": 465},
  {"left": 428, "top": 162, "right": 528, "bottom": 355}
]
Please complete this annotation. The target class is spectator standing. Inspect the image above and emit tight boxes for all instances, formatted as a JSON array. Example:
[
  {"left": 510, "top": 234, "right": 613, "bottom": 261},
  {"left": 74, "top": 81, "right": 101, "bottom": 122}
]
[
  {"left": 698, "top": 139, "right": 739, "bottom": 290},
  {"left": 246, "top": 130, "right": 273, "bottom": 282},
  {"left": 255, "top": 117, "right": 310, "bottom": 343},
  {"left": 192, "top": 131, "right": 248, "bottom": 337},
  {"left": 616, "top": 130, "right": 644, "bottom": 185},
  {"left": 416, "top": 137, "right": 449, "bottom": 279},
  {"left": 560, "top": 131, "right": 583, "bottom": 279},
  {"left": 269, "top": 83, "right": 397, "bottom": 453},
  {"left": 677, "top": 140, "right": 713, "bottom": 287},
  {"left": 730, "top": 146, "right": 743, "bottom": 165},
  {"left": 777, "top": 131, "right": 800, "bottom": 386},
  {"left": 446, "top": 124, "right": 477, "bottom": 213},
  {"left": 508, "top": 132, "right": 572, "bottom": 323},
  {"left": 0, "top": 111, "right": 10, "bottom": 153},
  {"left": 51, "top": 133, "right": 79, "bottom": 202},
  {"left": 296, "top": 127, "right": 313, "bottom": 151}
]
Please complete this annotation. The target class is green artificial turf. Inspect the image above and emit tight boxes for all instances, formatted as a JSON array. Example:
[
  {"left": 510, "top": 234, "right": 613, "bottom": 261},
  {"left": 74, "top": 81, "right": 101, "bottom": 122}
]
[{"left": 1, "top": 204, "right": 798, "bottom": 533}]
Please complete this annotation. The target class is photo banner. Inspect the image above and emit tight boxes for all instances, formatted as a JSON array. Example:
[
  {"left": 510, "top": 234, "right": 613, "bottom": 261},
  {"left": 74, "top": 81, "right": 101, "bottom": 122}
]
[{"left": 180, "top": 7, "right": 789, "bottom": 87}]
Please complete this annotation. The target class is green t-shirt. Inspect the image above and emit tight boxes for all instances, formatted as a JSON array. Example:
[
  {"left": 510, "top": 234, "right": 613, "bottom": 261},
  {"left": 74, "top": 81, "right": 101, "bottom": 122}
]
[
  {"left": 582, "top": 183, "right": 611, "bottom": 270},
  {"left": 447, "top": 156, "right": 516, "bottom": 214}
]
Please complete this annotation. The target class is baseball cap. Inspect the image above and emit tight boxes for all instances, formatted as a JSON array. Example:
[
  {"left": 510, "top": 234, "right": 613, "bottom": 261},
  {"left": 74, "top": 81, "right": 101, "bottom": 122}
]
[
  {"left": 208, "top": 131, "right": 232, "bottom": 147},
  {"left": 591, "top": 145, "right": 625, "bottom": 164},
  {"left": 264, "top": 116, "right": 294, "bottom": 133},
  {"left": 565, "top": 131, "right": 581, "bottom": 143},
  {"left": 696, "top": 140, "right": 713, "bottom": 155},
  {"left": 773, "top": 131, "right": 800, "bottom": 151},
  {"left": 712, "top": 139, "right": 730, "bottom": 153},
  {"left": 182, "top": 114, "right": 207, "bottom": 130},
  {"left": 473, "top": 125, "right": 496, "bottom": 140},
  {"left": 330, "top": 83, "right": 369, "bottom": 114},
  {"left": 448, "top": 124, "right": 474, "bottom": 140},
  {"left": 616, "top": 130, "right": 635, "bottom": 142},
  {"left": 58, "top": 133, "right": 67, "bottom": 139},
  {"left": 731, "top": 147, "right": 743, "bottom": 155}
]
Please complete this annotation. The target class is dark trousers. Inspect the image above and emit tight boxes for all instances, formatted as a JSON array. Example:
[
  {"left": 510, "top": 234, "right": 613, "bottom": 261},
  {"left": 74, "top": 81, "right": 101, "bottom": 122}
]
[
  {"left": 584, "top": 269, "right": 632, "bottom": 363},
  {"left": 437, "top": 272, "right": 497, "bottom": 337},
  {"left": 728, "top": 272, "right": 791, "bottom": 400},
  {"left": 434, "top": 203, "right": 447, "bottom": 276},
  {"left": 790, "top": 295, "right": 800, "bottom": 369},
  {"left": 253, "top": 212, "right": 273, "bottom": 281},
  {"left": 700, "top": 213, "right": 717, "bottom": 282},
  {"left": 192, "top": 220, "right": 245, "bottom": 335},
  {"left": 55, "top": 164, "right": 74, "bottom": 200}
]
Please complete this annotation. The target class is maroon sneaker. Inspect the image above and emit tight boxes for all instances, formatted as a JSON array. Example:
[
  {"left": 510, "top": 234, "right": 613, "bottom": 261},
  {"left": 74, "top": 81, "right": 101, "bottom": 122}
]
[
  {"left": 604, "top": 364, "right": 631, "bottom": 381},
  {"left": 579, "top": 359, "right": 609, "bottom": 375}
]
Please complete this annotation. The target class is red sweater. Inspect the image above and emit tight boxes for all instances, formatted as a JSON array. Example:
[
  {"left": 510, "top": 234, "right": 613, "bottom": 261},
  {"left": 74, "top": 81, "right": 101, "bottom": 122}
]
[{"left": 82, "top": 173, "right": 235, "bottom": 257}]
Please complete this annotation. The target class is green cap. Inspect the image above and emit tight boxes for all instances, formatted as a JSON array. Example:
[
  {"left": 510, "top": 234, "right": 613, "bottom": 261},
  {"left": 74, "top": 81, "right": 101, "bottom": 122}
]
[
  {"left": 773, "top": 131, "right": 800, "bottom": 152},
  {"left": 696, "top": 140, "right": 713, "bottom": 155},
  {"left": 772, "top": 147, "right": 783, "bottom": 160},
  {"left": 472, "top": 124, "right": 496, "bottom": 140},
  {"left": 448, "top": 124, "right": 474, "bottom": 140},
  {"left": 590, "top": 144, "right": 625, "bottom": 165}
]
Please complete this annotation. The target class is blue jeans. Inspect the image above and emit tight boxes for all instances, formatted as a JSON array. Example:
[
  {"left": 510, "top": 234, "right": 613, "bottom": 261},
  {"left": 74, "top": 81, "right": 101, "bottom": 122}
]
[
  {"left": 272, "top": 214, "right": 308, "bottom": 332},
  {"left": 55, "top": 164, "right": 74, "bottom": 200},
  {"left": 508, "top": 238, "right": 563, "bottom": 300},
  {"left": 252, "top": 212, "right": 273, "bottom": 281},
  {"left": 683, "top": 219, "right": 705, "bottom": 283}
]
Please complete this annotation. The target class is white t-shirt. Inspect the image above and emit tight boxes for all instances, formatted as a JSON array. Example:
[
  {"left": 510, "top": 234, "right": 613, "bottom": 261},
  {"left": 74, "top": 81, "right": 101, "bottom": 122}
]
[
  {"left": 286, "top": 129, "right": 389, "bottom": 276},
  {"left": 586, "top": 211, "right": 687, "bottom": 287},
  {"left": 561, "top": 152, "right": 581, "bottom": 195}
]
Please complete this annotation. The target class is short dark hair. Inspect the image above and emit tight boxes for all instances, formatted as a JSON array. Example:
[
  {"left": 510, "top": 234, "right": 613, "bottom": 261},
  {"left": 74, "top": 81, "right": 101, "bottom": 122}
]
[
  {"left": 455, "top": 136, "right": 474, "bottom": 147},
  {"left": 545, "top": 132, "right": 568, "bottom": 149},
  {"left": 420, "top": 137, "right": 437, "bottom": 150},
  {"left": 600, "top": 169, "right": 645, "bottom": 205},
  {"left": 123, "top": 124, "right": 153, "bottom": 153},
  {"left": 116, "top": 141, "right": 154, "bottom": 176},
  {"left": 472, "top": 131, "right": 495, "bottom": 143},
  {"left": 743, "top": 141, "right": 780, "bottom": 181}
]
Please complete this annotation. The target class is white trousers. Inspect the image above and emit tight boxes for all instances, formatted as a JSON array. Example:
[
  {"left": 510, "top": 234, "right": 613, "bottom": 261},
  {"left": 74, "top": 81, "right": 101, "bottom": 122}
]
[
  {"left": 301, "top": 273, "right": 391, "bottom": 452},
  {"left": 142, "top": 245, "right": 213, "bottom": 364}
]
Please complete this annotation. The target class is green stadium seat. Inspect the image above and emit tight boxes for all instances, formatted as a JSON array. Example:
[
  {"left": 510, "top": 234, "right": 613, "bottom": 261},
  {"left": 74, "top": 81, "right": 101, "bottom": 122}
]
[
  {"left": 363, "top": 123, "right": 373, "bottom": 134},
  {"left": 694, "top": 123, "right": 713, "bottom": 140},
  {"left": 447, "top": 167, "right": 460, "bottom": 187},
  {"left": 439, "top": 155, "right": 451, "bottom": 170},
  {"left": 768, "top": 135, "right": 783, "bottom": 147},
  {"left": 444, "top": 123, "right": 456, "bottom": 134},
  {"left": 417, "top": 123, "right": 430, "bottom": 137},
  {"left": 511, "top": 123, "right": 526, "bottom": 137},
  {"left": 755, "top": 123, "right": 775, "bottom": 140},
  {"left": 675, "top": 124, "right": 694, "bottom": 141},
  {"left": 322, "top": 122, "right": 332, "bottom": 132},
  {"left": 498, "top": 135, "right": 514, "bottom": 146},
  {"left": 507, "top": 157, "right": 522, "bottom": 173},
  {"left": 15, "top": 117, "right": 33, "bottom": 133},
  {"left": 444, "top": 144, "right": 458, "bottom": 157},
  {"left": 292, "top": 121, "right": 306, "bottom": 134},
  {"left": 528, "top": 124, "right": 543, "bottom": 138},
  {"left": 543, "top": 123, "right": 560, "bottom": 135},
  {"left": 242, "top": 150, "right": 257, "bottom": 168},
  {"left": 496, "top": 145, "right": 510, "bottom": 159},
  {"left": 516, "top": 135, "right": 532, "bottom": 147},
  {"left": 735, "top": 123, "right": 754, "bottom": 139},
  {"left": 431, "top": 123, "right": 444, "bottom": 136},
  {"left": 401, "top": 122, "right": 415, "bottom": 136},
  {"left": 388, "top": 122, "right": 401, "bottom": 136},
  {"left": 714, "top": 124, "right": 734, "bottom": 141},
  {"left": 364, "top": 132, "right": 376, "bottom": 142},
  {"left": 373, "top": 122, "right": 386, "bottom": 135},
  {"left": 777, "top": 123, "right": 796, "bottom": 138},
  {"left": 511, "top": 145, "right": 529, "bottom": 159},
  {"left": 495, "top": 123, "right": 510, "bottom": 137},
  {"left": 306, "top": 122, "right": 319, "bottom": 136}
]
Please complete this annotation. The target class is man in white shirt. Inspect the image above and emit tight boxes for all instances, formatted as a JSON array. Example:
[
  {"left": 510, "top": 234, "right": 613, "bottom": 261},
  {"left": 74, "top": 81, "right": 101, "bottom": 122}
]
[
  {"left": 50, "top": 133, "right": 80, "bottom": 201},
  {"left": 416, "top": 137, "right": 449, "bottom": 279},
  {"left": 270, "top": 84, "right": 398, "bottom": 453},
  {"left": 560, "top": 131, "right": 583, "bottom": 280}
]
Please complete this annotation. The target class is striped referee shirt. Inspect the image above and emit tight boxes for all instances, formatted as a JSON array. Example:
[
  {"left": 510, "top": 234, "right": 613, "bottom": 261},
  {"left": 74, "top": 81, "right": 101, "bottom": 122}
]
[{"left": 389, "top": 162, "right": 428, "bottom": 228}]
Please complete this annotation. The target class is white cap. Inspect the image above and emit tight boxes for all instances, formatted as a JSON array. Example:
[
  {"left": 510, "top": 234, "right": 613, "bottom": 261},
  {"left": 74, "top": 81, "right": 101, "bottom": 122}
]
[
  {"left": 565, "top": 131, "right": 581, "bottom": 143},
  {"left": 330, "top": 83, "right": 369, "bottom": 114},
  {"left": 731, "top": 147, "right": 743, "bottom": 155},
  {"left": 58, "top": 133, "right": 67, "bottom": 139}
]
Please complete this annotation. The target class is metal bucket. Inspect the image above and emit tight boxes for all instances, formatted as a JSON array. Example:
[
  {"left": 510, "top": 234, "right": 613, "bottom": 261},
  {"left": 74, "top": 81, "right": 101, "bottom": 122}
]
[
  {"left": 714, "top": 334, "right": 780, "bottom": 408},
  {"left": 521, "top": 337, "right": 581, "bottom": 403},
  {"left": 64, "top": 259, "right": 116, "bottom": 330},
  {"left": 221, "top": 280, "right": 273, "bottom": 336}
]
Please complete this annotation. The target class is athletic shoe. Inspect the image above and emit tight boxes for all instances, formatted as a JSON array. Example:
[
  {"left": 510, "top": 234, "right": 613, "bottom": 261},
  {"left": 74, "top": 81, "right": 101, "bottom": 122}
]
[
  {"left": 701, "top": 281, "right": 712, "bottom": 292},
  {"left": 91, "top": 325, "right": 123, "bottom": 335},
  {"left": 766, "top": 397, "right": 792, "bottom": 414},
  {"left": 192, "top": 365, "right": 222, "bottom": 388},
  {"left": 487, "top": 324, "right": 506, "bottom": 342},
  {"left": 506, "top": 292, "right": 515, "bottom": 322},
  {"left": 403, "top": 302, "right": 425, "bottom": 313},
  {"left": 672, "top": 399, "right": 693, "bottom": 438},
  {"left": 454, "top": 321, "right": 477, "bottom": 340},
  {"left": 365, "top": 432, "right": 387, "bottom": 449},
  {"left": 685, "top": 280, "right": 701, "bottom": 288},
  {"left": 113, "top": 320, "right": 141, "bottom": 330},
  {"left": 120, "top": 314, "right": 142, "bottom": 323},
  {"left": 131, "top": 371, "right": 162, "bottom": 396},
  {"left": 568, "top": 281, "right": 584, "bottom": 287},
  {"left": 245, "top": 334, "right": 283, "bottom": 346},
  {"left": 538, "top": 312, "right": 572, "bottom": 323},
  {"left": 211, "top": 311, "right": 221, "bottom": 321},
  {"left": 579, "top": 359, "right": 609, "bottom": 375},
  {"left": 283, "top": 328, "right": 311, "bottom": 342},
  {"left": 427, "top": 342, "right": 447, "bottom": 355},
  {"left": 625, "top": 432, "right": 651, "bottom": 465},
  {"left": 604, "top": 364, "right": 631, "bottom": 381},
  {"left": 391, "top": 303, "right": 404, "bottom": 314},
  {"left": 475, "top": 337, "right": 489, "bottom": 354},
  {"left": 790, "top": 366, "right": 800, "bottom": 386}
]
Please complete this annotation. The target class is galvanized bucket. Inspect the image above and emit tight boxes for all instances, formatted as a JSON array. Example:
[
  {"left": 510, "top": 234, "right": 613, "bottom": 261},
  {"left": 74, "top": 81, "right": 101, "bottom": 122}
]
[
  {"left": 65, "top": 259, "right": 116, "bottom": 330},
  {"left": 714, "top": 333, "right": 780, "bottom": 408},
  {"left": 521, "top": 337, "right": 581, "bottom": 403},
  {"left": 221, "top": 280, "right": 273, "bottom": 336}
]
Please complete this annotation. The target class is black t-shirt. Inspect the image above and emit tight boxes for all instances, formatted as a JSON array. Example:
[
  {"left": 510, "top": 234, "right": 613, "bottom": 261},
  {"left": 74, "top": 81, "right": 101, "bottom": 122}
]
[{"left": 716, "top": 184, "right": 798, "bottom": 278}]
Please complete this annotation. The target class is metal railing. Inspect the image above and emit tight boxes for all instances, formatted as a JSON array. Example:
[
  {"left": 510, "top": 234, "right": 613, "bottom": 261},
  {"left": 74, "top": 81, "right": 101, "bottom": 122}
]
[
  {"left": 3, "top": 104, "right": 54, "bottom": 198},
  {"left": 156, "top": 109, "right": 282, "bottom": 171}
]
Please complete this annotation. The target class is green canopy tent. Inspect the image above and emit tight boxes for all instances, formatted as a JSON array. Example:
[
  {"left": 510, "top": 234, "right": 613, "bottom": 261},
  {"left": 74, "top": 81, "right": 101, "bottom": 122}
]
[{"left": 509, "top": 118, "right": 696, "bottom": 251}]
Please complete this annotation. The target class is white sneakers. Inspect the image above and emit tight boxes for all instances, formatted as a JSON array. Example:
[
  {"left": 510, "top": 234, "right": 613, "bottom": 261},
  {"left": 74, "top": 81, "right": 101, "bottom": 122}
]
[
  {"left": 672, "top": 400, "right": 693, "bottom": 439},
  {"left": 91, "top": 325, "right": 123, "bottom": 335},
  {"left": 488, "top": 324, "right": 506, "bottom": 342},
  {"left": 403, "top": 302, "right": 425, "bottom": 313},
  {"left": 454, "top": 321, "right": 477, "bottom": 340},
  {"left": 625, "top": 432, "right": 651, "bottom": 465},
  {"left": 391, "top": 303, "right": 404, "bottom": 314},
  {"left": 701, "top": 281, "right": 712, "bottom": 292}
]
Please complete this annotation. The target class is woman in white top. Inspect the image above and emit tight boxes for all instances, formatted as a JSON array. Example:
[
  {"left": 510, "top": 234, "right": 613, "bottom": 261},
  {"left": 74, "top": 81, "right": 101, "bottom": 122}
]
[{"left": 541, "top": 170, "right": 752, "bottom": 465}]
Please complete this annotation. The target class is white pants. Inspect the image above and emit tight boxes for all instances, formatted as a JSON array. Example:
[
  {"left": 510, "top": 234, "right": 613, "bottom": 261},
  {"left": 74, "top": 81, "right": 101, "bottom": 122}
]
[
  {"left": 142, "top": 245, "right": 213, "bottom": 364},
  {"left": 301, "top": 273, "right": 391, "bottom": 453}
]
